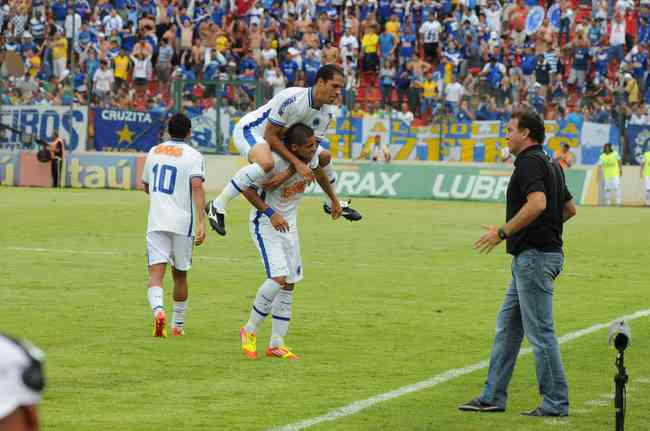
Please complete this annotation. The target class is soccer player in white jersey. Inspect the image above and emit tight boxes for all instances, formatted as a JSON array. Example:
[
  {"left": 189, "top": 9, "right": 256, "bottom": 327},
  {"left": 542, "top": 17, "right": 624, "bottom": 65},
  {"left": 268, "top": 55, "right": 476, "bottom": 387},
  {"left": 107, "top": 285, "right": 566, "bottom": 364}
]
[
  {"left": 205, "top": 64, "right": 361, "bottom": 235},
  {"left": 142, "top": 113, "right": 207, "bottom": 337},
  {"left": 238, "top": 123, "right": 339, "bottom": 360}
]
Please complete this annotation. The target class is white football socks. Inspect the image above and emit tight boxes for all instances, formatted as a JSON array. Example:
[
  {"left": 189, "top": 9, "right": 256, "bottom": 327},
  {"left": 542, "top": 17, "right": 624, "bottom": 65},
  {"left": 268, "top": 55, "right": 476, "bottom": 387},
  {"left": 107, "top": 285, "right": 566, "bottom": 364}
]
[
  {"left": 172, "top": 300, "right": 188, "bottom": 328},
  {"left": 645, "top": 190, "right": 650, "bottom": 206},
  {"left": 244, "top": 279, "right": 282, "bottom": 333},
  {"left": 270, "top": 289, "right": 294, "bottom": 348},
  {"left": 147, "top": 286, "right": 164, "bottom": 315},
  {"left": 615, "top": 189, "right": 622, "bottom": 206},
  {"left": 605, "top": 191, "right": 612, "bottom": 206},
  {"left": 214, "top": 163, "right": 267, "bottom": 211}
]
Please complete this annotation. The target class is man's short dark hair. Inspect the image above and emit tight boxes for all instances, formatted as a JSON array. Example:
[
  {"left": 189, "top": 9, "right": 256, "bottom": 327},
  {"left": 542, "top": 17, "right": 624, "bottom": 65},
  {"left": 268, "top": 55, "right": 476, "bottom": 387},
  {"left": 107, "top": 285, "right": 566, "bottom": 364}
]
[
  {"left": 315, "top": 64, "right": 344, "bottom": 84},
  {"left": 511, "top": 107, "right": 545, "bottom": 144},
  {"left": 168, "top": 113, "right": 192, "bottom": 140},
  {"left": 284, "top": 123, "right": 314, "bottom": 147}
]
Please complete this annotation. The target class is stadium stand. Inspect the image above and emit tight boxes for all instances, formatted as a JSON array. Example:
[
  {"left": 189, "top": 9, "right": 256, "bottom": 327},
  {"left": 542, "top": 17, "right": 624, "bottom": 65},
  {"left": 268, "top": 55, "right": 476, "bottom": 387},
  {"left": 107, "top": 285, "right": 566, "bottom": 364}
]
[{"left": 0, "top": 0, "right": 648, "bottom": 130}]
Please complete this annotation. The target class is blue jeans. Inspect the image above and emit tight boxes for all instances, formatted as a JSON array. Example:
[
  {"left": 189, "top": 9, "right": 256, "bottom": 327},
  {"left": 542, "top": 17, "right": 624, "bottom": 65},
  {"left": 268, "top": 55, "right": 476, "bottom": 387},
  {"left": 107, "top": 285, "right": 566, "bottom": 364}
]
[{"left": 480, "top": 249, "right": 569, "bottom": 415}]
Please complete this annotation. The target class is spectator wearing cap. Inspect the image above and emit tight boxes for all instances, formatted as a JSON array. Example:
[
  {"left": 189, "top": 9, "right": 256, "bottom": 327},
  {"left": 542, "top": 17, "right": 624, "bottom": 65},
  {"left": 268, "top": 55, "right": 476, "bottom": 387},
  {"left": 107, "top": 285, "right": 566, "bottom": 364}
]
[
  {"left": 520, "top": 47, "right": 537, "bottom": 89},
  {"left": 93, "top": 60, "right": 114, "bottom": 104},
  {"left": 0, "top": 334, "right": 45, "bottom": 431},
  {"left": 481, "top": 56, "right": 506, "bottom": 98}
]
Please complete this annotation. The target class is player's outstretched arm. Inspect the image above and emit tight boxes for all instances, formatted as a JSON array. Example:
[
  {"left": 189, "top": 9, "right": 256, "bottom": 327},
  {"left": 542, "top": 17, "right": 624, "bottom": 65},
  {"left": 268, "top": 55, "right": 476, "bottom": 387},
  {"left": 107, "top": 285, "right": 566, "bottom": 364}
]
[
  {"left": 262, "top": 165, "right": 296, "bottom": 191},
  {"left": 313, "top": 166, "right": 341, "bottom": 220},
  {"left": 241, "top": 187, "right": 289, "bottom": 232},
  {"left": 191, "top": 177, "right": 206, "bottom": 245},
  {"left": 264, "top": 122, "right": 314, "bottom": 182}
]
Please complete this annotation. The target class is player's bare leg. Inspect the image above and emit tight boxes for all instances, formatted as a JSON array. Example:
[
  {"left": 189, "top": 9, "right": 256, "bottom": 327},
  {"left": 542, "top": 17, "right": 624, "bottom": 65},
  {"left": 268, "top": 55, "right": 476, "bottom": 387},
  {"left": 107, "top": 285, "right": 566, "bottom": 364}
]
[
  {"left": 207, "top": 143, "right": 276, "bottom": 236},
  {"left": 170, "top": 268, "right": 188, "bottom": 336},
  {"left": 147, "top": 263, "right": 167, "bottom": 338}
]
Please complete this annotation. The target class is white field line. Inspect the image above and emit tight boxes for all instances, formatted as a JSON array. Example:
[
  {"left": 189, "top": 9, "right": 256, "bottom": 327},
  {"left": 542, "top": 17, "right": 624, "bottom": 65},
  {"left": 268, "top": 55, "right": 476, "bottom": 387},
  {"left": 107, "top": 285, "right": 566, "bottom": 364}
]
[
  {"left": 2, "top": 246, "right": 591, "bottom": 277},
  {"left": 268, "top": 309, "right": 650, "bottom": 431}
]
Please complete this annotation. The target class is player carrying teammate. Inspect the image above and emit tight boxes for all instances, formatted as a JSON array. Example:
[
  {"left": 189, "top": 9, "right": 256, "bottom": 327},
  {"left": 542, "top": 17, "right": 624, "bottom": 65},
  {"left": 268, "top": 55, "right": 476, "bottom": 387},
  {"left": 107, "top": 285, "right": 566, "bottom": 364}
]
[
  {"left": 238, "top": 123, "right": 338, "bottom": 360},
  {"left": 142, "top": 113, "right": 206, "bottom": 337},
  {"left": 205, "top": 64, "right": 361, "bottom": 236}
]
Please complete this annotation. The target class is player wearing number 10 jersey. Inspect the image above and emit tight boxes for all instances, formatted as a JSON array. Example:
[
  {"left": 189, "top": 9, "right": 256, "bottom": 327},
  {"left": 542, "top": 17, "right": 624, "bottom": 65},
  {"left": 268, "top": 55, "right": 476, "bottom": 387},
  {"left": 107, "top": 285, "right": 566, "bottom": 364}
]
[{"left": 141, "top": 113, "right": 207, "bottom": 338}]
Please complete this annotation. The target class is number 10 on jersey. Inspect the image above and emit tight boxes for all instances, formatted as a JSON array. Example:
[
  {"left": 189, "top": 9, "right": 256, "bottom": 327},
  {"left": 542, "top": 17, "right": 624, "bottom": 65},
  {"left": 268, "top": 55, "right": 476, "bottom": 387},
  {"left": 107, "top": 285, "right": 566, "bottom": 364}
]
[{"left": 151, "top": 164, "right": 177, "bottom": 194}]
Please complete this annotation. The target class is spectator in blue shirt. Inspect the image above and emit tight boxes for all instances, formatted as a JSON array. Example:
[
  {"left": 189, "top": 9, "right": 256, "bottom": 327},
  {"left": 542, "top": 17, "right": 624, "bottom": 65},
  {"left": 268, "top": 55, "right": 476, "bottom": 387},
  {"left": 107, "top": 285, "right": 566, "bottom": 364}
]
[
  {"left": 377, "top": 0, "right": 392, "bottom": 26},
  {"left": 302, "top": 51, "right": 321, "bottom": 86},
  {"left": 379, "top": 28, "right": 396, "bottom": 65},
  {"left": 569, "top": 44, "right": 590, "bottom": 93},
  {"left": 281, "top": 54, "right": 300, "bottom": 86},
  {"left": 399, "top": 26, "right": 417, "bottom": 64},
  {"left": 52, "top": 0, "right": 67, "bottom": 27}
]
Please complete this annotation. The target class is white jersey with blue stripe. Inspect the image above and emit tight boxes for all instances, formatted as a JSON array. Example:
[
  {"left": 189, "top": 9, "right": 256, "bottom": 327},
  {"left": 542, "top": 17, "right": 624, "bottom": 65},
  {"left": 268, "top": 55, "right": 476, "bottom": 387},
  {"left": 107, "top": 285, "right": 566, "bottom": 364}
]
[
  {"left": 238, "top": 87, "right": 334, "bottom": 144},
  {"left": 142, "top": 140, "right": 205, "bottom": 237},
  {"left": 249, "top": 152, "right": 319, "bottom": 231}
]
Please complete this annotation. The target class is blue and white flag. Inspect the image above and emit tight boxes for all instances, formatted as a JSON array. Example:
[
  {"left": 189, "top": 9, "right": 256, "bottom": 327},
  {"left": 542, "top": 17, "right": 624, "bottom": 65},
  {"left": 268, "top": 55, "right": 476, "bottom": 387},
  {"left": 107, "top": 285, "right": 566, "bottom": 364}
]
[
  {"left": 94, "top": 109, "right": 163, "bottom": 152},
  {"left": 625, "top": 125, "right": 650, "bottom": 165},
  {"left": 525, "top": 6, "right": 545, "bottom": 35}
]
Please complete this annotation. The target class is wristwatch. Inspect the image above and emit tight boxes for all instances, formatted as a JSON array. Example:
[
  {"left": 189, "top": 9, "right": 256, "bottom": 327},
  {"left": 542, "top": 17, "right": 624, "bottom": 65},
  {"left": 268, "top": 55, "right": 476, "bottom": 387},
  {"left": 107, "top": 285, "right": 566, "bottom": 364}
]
[{"left": 498, "top": 227, "right": 507, "bottom": 240}]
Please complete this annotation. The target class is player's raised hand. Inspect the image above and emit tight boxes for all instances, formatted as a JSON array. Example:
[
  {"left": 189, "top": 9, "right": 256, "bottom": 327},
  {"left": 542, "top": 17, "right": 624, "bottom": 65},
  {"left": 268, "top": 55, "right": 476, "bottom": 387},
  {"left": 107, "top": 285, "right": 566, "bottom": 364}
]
[
  {"left": 474, "top": 224, "right": 501, "bottom": 254},
  {"left": 195, "top": 222, "right": 206, "bottom": 246},
  {"left": 295, "top": 161, "right": 314, "bottom": 183},
  {"left": 270, "top": 213, "right": 290, "bottom": 233}
]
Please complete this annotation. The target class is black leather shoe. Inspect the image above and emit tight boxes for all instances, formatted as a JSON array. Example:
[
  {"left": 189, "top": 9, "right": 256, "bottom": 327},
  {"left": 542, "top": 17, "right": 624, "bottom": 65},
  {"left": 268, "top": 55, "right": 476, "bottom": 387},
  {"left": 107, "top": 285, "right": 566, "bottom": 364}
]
[
  {"left": 521, "top": 407, "right": 568, "bottom": 417},
  {"left": 458, "top": 397, "right": 505, "bottom": 412}
]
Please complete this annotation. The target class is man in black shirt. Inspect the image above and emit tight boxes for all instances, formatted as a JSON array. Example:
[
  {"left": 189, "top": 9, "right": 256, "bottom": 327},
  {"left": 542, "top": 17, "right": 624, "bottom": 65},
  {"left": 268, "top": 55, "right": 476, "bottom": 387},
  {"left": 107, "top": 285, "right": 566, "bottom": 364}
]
[
  {"left": 459, "top": 108, "right": 576, "bottom": 417},
  {"left": 49, "top": 133, "right": 64, "bottom": 188}
]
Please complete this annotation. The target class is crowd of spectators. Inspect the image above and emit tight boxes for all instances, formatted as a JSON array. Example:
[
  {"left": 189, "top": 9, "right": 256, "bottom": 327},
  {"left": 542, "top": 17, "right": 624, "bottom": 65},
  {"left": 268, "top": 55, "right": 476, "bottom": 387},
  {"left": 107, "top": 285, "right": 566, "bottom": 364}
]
[{"left": 0, "top": 0, "right": 649, "bottom": 130}]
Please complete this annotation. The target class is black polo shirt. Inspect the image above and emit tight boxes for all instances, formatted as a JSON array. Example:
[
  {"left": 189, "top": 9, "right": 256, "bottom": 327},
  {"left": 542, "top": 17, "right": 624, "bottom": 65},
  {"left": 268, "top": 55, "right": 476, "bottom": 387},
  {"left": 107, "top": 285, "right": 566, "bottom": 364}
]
[{"left": 506, "top": 145, "right": 573, "bottom": 256}]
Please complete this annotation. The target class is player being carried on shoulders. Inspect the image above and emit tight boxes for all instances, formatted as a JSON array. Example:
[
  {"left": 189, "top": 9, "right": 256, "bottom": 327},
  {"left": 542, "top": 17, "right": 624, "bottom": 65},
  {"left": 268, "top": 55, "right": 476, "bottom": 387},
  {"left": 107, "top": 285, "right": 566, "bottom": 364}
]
[
  {"left": 238, "top": 123, "right": 341, "bottom": 360},
  {"left": 205, "top": 64, "right": 362, "bottom": 236}
]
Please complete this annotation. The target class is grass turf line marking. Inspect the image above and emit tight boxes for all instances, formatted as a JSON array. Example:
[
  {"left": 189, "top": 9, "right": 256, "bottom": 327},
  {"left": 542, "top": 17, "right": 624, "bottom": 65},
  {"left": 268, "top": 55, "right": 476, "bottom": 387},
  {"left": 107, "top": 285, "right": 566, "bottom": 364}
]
[{"left": 268, "top": 309, "right": 650, "bottom": 431}]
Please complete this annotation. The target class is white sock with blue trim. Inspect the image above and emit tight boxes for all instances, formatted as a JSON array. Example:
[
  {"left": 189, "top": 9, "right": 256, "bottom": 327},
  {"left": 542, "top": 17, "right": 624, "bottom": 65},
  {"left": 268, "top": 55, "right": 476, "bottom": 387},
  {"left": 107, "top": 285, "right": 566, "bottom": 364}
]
[
  {"left": 270, "top": 289, "right": 294, "bottom": 348},
  {"left": 244, "top": 279, "right": 282, "bottom": 333},
  {"left": 147, "top": 286, "right": 164, "bottom": 316},
  {"left": 172, "top": 300, "right": 187, "bottom": 329},
  {"left": 214, "top": 163, "right": 266, "bottom": 210}
]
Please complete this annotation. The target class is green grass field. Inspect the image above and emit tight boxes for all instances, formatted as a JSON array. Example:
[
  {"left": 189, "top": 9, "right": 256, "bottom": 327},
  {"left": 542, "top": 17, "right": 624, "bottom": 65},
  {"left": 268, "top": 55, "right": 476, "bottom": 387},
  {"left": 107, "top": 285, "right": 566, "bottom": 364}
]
[{"left": 1, "top": 187, "right": 649, "bottom": 431}]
